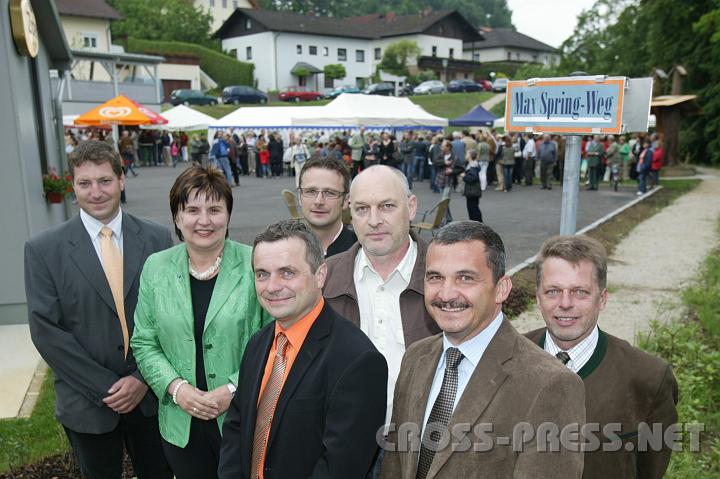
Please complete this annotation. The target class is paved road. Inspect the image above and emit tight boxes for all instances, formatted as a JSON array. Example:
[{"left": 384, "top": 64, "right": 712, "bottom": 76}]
[{"left": 112, "top": 164, "right": 639, "bottom": 268}]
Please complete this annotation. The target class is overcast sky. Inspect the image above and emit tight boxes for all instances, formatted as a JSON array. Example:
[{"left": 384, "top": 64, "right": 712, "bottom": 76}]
[{"left": 506, "top": 0, "right": 598, "bottom": 48}]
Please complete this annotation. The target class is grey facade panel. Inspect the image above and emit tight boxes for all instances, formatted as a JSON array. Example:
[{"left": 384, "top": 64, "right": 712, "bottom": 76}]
[{"left": 1, "top": 0, "right": 71, "bottom": 323}]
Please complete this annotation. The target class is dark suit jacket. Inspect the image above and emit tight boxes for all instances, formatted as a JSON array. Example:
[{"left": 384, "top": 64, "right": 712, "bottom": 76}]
[
  {"left": 323, "top": 232, "right": 440, "bottom": 346},
  {"left": 24, "top": 212, "right": 173, "bottom": 434},
  {"left": 525, "top": 328, "right": 678, "bottom": 479},
  {"left": 218, "top": 304, "right": 388, "bottom": 479},
  {"left": 381, "top": 319, "right": 586, "bottom": 479}
]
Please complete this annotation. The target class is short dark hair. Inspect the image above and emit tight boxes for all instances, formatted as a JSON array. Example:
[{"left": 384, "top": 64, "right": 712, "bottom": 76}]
[
  {"left": 67, "top": 140, "right": 123, "bottom": 179},
  {"left": 299, "top": 156, "right": 351, "bottom": 193},
  {"left": 431, "top": 221, "right": 506, "bottom": 284},
  {"left": 169, "top": 165, "right": 233, "bottom": 241},
  {"left": 535, "top": 235, "right": 607, "bottom": 290},
  {"left": 252, "top": 219, "right": 324, "bottom": 273}
]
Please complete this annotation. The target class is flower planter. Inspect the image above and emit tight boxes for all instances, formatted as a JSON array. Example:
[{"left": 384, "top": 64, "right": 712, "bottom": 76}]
[{"left": 46, "top": 192, "right": 64, "bottom": 204}]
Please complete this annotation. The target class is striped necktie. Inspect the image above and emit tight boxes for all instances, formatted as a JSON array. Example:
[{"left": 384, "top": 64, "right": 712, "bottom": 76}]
[
  {"left": 251, "top": 332, "right": 289, "bottom": 479},
  {"left": 556, "top": 351, "right": 571, "bottom": 365}
]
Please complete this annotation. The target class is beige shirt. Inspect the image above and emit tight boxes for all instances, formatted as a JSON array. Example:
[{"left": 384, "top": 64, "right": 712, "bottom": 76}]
[{"left": 353, "top": 237, "right": 417, "bottom": 423}]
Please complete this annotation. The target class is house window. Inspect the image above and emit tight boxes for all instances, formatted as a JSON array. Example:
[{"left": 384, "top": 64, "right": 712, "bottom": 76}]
[
  {"left": 472, "top": 52, "right": 480, "bottom": 62},
  {"left": 233, "top": 0, "right": 238, "bottom": 8},
  {"left": 323, "top": 47, "right": 329, "bottom": 56},
  {"left": 356, "top": 50, "right": 365, "bottom": 62},
  {"left": 338, "top": 48, "right": 347, "bottom": 61},
  {"left": 297, "top": 45, "right": 302, "bottom": 54},
  {"left": 222, "top": 0, "right": 227, "bottom": 7},
  {"left": 432, "top": 46, "right": 437, "bottom": 57},
  {"left": 246, "top": 46, "right": 252, "bottom": 60},
  {"left": 532, "top": 54, "right": 538, "bottom": 62},
  {"left": 516, "top": 52, "right": 520, "bottom": 60},
  {"left": 82, "top": 32, "right": 98, "bottom": 50},
  {"left": 374, "top": 47, "right": 381, "bottom": 60},
  {"left": 449, "top": 48, "right": 454, "bottom": 59},
  {"left": 309, "top": 46, "right": 317, "bottom": 55},
  {"left": 245, "top": 18, "right": 252, "bottom": 29},
  {"left": 209, "top": 0, "right": 214, "bottom": 6},
  {"left": 507, "top": 51, "right": 512, "bottom": 60}
]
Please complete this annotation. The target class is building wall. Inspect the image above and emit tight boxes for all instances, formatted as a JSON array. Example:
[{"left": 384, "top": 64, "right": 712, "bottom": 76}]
[
  {"left": 464, "top": 46, "right": 559, "bottom": 66},
  {"left": 1, "top": 1, "right": 69, "bottom": 324},
  {"left": 224, "top": 31, "right": 465, "bottom": 92},
  {"left": 158, "top": 63, "right": 202, "bottom": 90},
  {"left": 60, "top": 15, "right": 112, "bottom": 81},
  {"left": 194, "top": 0, "right": 254, "bottom": 33},
  {"left": 222, "top": 31, "right": 275, "bottom": 90}
]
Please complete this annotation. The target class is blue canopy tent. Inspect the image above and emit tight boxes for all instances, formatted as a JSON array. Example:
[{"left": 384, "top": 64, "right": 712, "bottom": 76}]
[{"left": 449, "top": 105, "right": 497, "bottom": 127}]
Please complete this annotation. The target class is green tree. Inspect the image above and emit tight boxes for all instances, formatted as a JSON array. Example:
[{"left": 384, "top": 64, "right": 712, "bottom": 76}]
[
  {"left": 257, "top": 0, "right": 514, "bottom": 28},
  {"left": 378, "top": 39, "right": 421, "bottom": 77},
  {"left": 323, "top": 64, "right": 347, "bottom": 81},
  {"left": 108, "top": 0, "right": 215, "bottom": 48}
]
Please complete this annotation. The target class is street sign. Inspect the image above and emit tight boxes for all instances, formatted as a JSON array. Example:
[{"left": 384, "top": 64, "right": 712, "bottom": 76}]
[{"left": 505, "top": 76, "right": 652, "bottom": 135}]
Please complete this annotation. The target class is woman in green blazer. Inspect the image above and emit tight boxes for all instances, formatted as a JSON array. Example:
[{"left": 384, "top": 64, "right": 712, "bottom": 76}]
[{"left": 131, "top": 166, "right": 271, "bottom": 479}]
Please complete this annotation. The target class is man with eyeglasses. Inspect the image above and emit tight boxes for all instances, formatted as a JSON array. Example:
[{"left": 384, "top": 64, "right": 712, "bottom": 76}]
[{"left": 298, "top": 157, "right": 357, "bottom": 257}]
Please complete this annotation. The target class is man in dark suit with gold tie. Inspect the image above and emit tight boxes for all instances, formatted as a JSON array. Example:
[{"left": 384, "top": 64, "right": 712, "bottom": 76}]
[{"left": 25, "top": 140, "right": 173, "bottom": 479}]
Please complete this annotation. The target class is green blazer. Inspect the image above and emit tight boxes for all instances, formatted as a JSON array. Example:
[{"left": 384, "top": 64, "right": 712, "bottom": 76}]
[{"left": 131, "top": 240, "right": 272, "bottom": 448}]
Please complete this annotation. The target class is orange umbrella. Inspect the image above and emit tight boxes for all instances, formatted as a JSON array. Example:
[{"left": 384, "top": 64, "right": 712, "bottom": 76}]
[{"left": 74, "top": 94, "right": 168, "bottom": 127}]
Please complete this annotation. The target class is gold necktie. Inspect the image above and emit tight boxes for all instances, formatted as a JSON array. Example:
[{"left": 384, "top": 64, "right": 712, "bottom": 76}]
[
  {"left": 251, "top": 332, "right": 289, "bottom": 479},
  {"left": 100, "top": 227, "right": 128, "bottom": 359}
]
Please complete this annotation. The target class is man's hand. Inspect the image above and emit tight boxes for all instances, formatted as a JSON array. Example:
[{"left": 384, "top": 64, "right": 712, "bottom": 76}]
[
  {"left": 204, "top": 385, "right": 233, "bottom": 419},
  {"left": 175, "top": 383, "right": 220, "bottom": 421},
  {"left": 103, "top": 376, "right": 148, "bottom": 413}
]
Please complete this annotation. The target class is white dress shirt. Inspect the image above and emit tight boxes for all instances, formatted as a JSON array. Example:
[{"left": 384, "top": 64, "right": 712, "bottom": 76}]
[
  {"left": 544, "top": 325, "right": 599, "bottom": 374},
  {"left": 354, "top": 237, "right": 417, "bottom": 423},
  {"left": 80, "top": 208, "right": 124, "bottom": 267},
  {"left": 421, "top": 311, "right": 505, "bottom": 437}
]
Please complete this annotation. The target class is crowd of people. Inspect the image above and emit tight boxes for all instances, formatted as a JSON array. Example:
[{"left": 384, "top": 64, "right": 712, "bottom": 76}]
[{"left": 25, "top": 138, "right": 679, "bottom": 479}]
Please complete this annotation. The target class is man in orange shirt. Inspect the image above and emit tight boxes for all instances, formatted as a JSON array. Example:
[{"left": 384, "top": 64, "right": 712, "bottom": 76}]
[{"left": 218, "top": 220, "right": 388, "bottom": 479}]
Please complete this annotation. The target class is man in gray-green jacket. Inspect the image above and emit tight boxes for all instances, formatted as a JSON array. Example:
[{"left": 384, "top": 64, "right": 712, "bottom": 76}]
[{"left": 526, "top": 235, "right": 678, "bottom": 479}]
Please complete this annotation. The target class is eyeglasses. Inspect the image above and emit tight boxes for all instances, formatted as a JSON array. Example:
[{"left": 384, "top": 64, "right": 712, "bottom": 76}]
[{"left": 298, "top": 188, "right": 346, "bottom": 200}]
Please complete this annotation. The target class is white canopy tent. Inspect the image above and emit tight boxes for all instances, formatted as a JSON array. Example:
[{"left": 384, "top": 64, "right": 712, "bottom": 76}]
[
  {"left": 210, "top": 106, "right": 322, "bottom": 130},
  {"left": 290, "top": 93, "right": 448, "bottom": 130},
  {"left": 141, "top": 105, "right": 216, "bottom": 131}
]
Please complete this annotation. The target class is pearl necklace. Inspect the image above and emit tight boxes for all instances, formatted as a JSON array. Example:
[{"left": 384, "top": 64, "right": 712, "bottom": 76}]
[{"left": 189, "top": 254, "right": 223, "bottom": 280}]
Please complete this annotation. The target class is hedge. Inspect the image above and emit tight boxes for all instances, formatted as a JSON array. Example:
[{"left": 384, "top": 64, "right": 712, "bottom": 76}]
[{"left": 126, "top": 38, "right": 254, "bottom": 88}]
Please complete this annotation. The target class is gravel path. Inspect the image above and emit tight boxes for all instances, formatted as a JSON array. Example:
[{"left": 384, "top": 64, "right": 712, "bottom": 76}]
[{"left": 512, "top": 169, "right": 720, "bottom": 344}]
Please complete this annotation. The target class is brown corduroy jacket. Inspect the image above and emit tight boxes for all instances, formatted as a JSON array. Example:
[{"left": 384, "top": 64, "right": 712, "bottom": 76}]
[
  {"left": 525, "top": 328, "right": 679, "bottom": 479},
  {"left": 381, "top": 319, "right": 586, "bottom": 479}
]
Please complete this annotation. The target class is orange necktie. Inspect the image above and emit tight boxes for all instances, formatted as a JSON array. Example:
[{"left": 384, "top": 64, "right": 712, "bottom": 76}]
[
  {"left": 100, "top": 227, "right": 128, "bottom": 359},
  {"left": 251, "top": 332, "right": 289, "bottom": 479}
]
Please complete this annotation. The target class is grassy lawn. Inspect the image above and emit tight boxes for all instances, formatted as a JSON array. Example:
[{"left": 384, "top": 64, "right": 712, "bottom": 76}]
[
  {"left": 490, "top": 99, "right": 506, "bottom": 118},
  {"left": 166, "top": 91, "right": 493, "bottom": 121},
  {"left": 638, "top": 224, "right": 720, "bottom": 478},
  {"left": 0, "top": 372, "right": 68, "bottom": 474}
]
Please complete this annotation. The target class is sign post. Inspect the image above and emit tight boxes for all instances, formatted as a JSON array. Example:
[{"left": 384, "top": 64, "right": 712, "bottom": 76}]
[{"left": 505, "top": 75, "right": 653, "bottom": 234}]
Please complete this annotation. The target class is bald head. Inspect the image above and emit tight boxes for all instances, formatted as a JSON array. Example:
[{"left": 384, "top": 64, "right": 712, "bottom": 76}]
[
  {"left": 349, "top": 165, "right": 418, "bottom": 261},
  {"left": 350, "top": 165, "right": 411, "bottom": 198}
]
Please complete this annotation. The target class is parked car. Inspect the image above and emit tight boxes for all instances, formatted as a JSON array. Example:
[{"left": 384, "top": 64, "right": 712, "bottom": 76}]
[
  {"left": 278, "top": 86, "right": 324, "bottom": 102},
  {"left": 479, "top": 79, "right": 493, "bottom": 91},
  {"left": 413, "top": 80, "right": 446, "bottom": 95},
  {"left": 222, "top": 85, "right": 268, "bottom": 104},
  {"left": 362, "top": 82, "right": 395, "bottom": 96},
  {"left": 169, "top": 89, "right": 218, "bottom": 106},
  {"left": 447, "top": 79, "right": 482, "bottom": 93},
  {"left": 325, "top": 85, "right": 361, "bottom": 99},
  {"left": 492, "top": 78, "right": 509, "bottom": 92}
]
